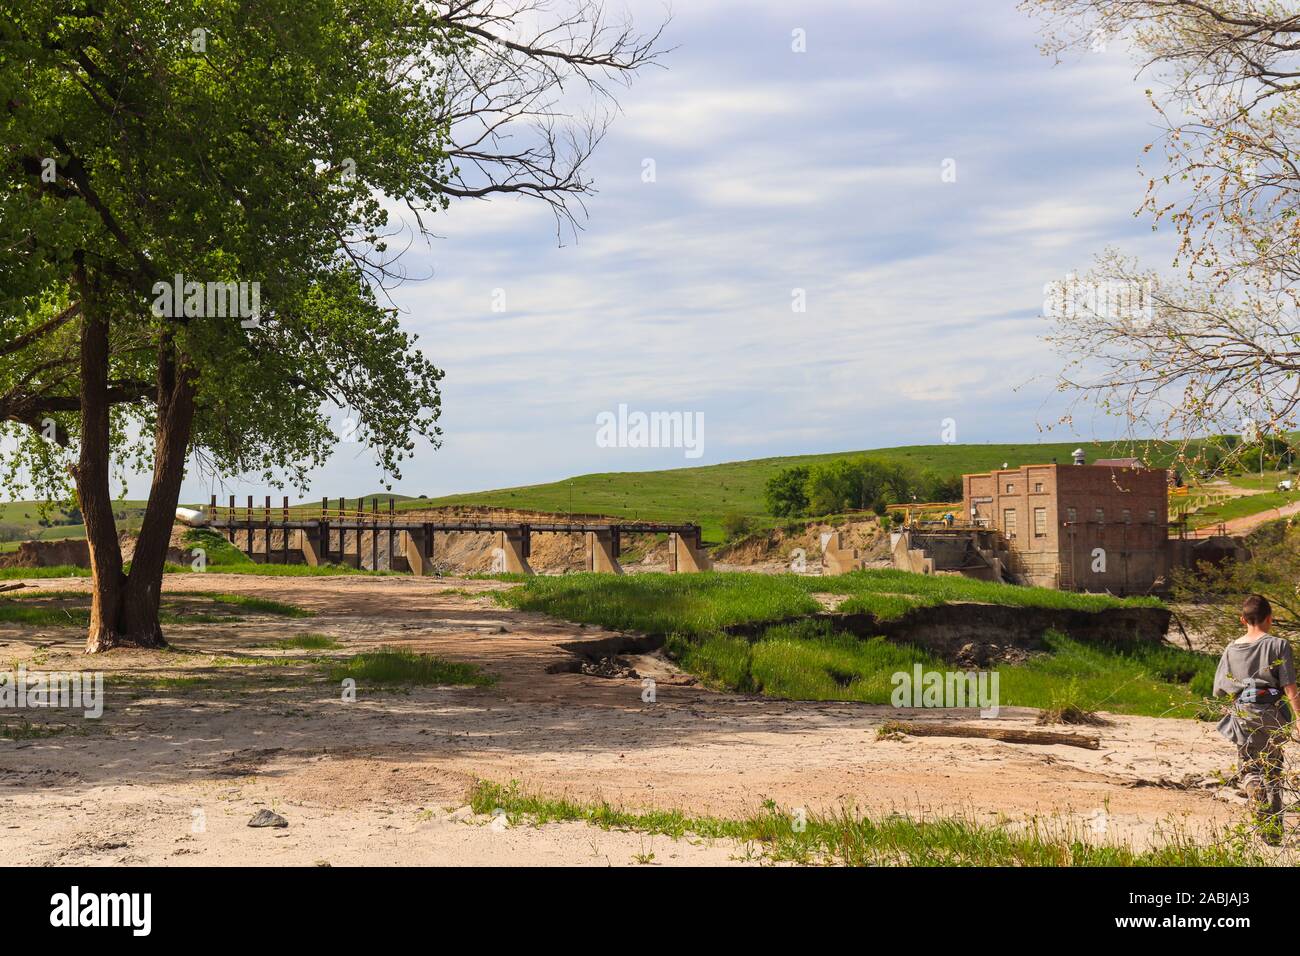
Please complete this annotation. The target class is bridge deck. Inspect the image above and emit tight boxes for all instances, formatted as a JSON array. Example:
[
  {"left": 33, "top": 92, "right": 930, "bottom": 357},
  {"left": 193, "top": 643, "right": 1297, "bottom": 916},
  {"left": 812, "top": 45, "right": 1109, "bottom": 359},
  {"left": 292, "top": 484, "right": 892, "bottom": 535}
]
[
  {"left": 208, "top": 516, "right": 700, "bottom": 535},
  {"left": 200, "top": 495, "right": 707, "bottom": 575}
]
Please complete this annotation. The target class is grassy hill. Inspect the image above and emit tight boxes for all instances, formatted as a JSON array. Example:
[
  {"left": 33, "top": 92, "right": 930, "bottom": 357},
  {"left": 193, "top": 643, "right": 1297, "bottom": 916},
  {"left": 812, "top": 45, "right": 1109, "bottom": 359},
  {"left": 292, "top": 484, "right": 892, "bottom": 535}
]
[
  {"left": 0, "top": 500, "right": 149, "bottom": 553},
  {"left": 0, "top": 438, "right": 1253, "bottom": 547},
  {"left": 396, "top": 439, "right": 1167, "bottom": 541}
]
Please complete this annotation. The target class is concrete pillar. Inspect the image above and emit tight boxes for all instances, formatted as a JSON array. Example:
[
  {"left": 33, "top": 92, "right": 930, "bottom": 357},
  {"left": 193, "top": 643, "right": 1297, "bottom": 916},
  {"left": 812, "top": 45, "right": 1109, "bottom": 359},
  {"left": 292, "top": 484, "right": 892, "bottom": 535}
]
[
  {"left": 585, "top": 530, "right": 623, "bottom": 574},
  {"left": 403, "top": 528, "right": 429, "bottom": 576},
  {"left": 821, "top": 531, "right": 864, "bottom": 575},
  {"left": 300, "top": 528, "right": 321, "bottom": 567},
  {"left": 671, "top": 529, "right": 711, "bottom": 573},
  {"left": 495, "top": 529, "right": 534, "bottom": 575}
]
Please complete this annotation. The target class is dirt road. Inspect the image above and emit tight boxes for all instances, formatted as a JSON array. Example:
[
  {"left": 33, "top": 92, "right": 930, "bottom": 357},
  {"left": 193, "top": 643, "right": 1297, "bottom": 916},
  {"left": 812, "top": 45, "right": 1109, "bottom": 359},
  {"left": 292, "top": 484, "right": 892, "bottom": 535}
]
[
  {"left": 0, "top": 574, "right": 1264, "bottom": 865},
  {"left": 1216, "top": 499, "right": 1300, "bottom": 536}
]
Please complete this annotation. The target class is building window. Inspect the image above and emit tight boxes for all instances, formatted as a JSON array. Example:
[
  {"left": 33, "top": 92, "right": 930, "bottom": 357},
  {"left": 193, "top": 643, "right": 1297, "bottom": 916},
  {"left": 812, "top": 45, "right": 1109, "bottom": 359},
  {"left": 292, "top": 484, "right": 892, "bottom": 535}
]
[
  {"left": 1095, "top": 508, "right": 1104, "bottom": 524},
  {"left": 1034, "top": 482, "right": 1044, "bottom": 493},
  {"left": 1147, "top": 509, "right": 1157, "bottom": 523},
  {"left": 1123, "top": 509, "right": 1131, "bottom": 525},
  {"left": 1066, "top": 507, "right": 1076, "bottom": 524},
  {"left": 1005, "top": 483, "right": 1015, "bottom": 494},
  {"left": 1033, "top": 507, "right": 1047, "bottom": 538},
  {"left": 1003, "top": 508, "right": 1017, "bottom": 538}
]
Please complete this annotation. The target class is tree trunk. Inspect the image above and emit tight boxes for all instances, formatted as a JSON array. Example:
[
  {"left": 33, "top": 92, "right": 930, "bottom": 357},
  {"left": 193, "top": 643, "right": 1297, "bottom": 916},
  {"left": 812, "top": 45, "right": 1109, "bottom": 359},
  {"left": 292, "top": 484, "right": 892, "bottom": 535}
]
[
  {"left": 74, "top": 264, "right": 198, "bottom": 653},
  {"left": 72, "top": 260, "right": 127, "bottom": 653},
  {"left": 118, "top": 344, "right": 196, "bottom": 644}
]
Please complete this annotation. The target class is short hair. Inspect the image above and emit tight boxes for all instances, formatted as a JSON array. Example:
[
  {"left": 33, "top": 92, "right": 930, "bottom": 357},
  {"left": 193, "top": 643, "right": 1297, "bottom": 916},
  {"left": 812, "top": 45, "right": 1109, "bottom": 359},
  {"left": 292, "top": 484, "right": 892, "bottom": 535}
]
[{"left": 1242, "top": 594, "right": 1273, "bottom": 626}]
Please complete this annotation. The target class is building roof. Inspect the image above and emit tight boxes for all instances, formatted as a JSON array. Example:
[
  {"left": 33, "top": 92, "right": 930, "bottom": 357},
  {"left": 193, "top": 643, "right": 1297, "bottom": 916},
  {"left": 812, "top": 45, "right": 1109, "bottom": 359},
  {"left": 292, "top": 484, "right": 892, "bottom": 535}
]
[{"left": 1092, "top": 457, "right": 1144, "bottom": 468}]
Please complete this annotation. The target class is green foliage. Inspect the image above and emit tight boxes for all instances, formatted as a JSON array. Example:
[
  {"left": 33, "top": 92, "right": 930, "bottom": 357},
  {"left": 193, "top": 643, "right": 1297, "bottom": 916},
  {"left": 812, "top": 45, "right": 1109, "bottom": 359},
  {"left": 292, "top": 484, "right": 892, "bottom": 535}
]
[
  {"left": 1171, "top": 517, "right": 1300, "bottom": 646},
  {"left": 805, "top": 457, "right": 876, "bottom": 515},
  {"left": 1, "top": 0, "right": 455, "bottom": 500},
  {"left": 763, "top": 465, "right": 810, "bottom": 518},
  {"left": 916, "top": 469, "right": 963, "bottom": 502},
  {"left": 767, "top": 456, "right": 959, "bottom": 520}
]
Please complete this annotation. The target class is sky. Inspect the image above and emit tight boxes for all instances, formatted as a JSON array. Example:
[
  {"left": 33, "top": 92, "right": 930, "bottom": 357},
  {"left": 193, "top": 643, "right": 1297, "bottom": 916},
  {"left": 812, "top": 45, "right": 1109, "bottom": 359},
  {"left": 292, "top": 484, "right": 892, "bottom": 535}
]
[{"left": 178, "top": 0, "right": 1178, "bottom": 504}]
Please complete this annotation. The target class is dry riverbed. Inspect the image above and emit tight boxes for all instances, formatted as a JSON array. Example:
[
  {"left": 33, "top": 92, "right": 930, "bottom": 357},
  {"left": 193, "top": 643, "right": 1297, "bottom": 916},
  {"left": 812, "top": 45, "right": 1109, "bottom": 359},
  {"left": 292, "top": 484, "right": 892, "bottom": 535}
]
[{"left": 0, "top": 573, "right": 1271, "bottom": 865}]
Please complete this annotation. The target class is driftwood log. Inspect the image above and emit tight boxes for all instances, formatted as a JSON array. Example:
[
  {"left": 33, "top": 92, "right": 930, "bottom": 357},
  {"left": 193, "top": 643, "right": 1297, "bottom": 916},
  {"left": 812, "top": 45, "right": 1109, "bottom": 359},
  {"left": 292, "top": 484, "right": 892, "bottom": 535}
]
[
  {"left": 0, "top": 583, "right": 26, "bottom": 594},
  {"left": 880, "top": 720, "right": 1100, "bottom": 750}
]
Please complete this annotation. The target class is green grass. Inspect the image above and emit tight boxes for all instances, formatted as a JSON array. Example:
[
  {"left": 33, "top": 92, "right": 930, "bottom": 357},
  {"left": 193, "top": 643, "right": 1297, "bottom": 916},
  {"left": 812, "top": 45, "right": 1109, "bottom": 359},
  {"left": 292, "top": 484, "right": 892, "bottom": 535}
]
[
  {"left": 500, "top": 571, "right": 1198, "bottom": 719},
  {"left": 0, "top": 565, "right": 90, "bottom": 579},
  {"left": 1179, "top": 489, "right": 1300, "bottom": 528},
  {"left": 182, "top": 528, "right": 254, "bottom": 566},
  {"left": 326, "top": 648, "right": 494, "bottom": 687},
  {"left": 0, "top": 591, "right": 310, "bottom": 627},
  {"left": 0, "top": 603, "right": 87, "bottom": 626},
  {"left": 498, "top": 572, "right": 824, "bottom": 636},
  {"left": 0, "top": 499, "right": 148, "bottom": 542},
  {"left": 165, "top": 592, "right": 310, "bottom": 617},
  {"left": 671, "top": 623, "right": 1215, "bottom": 718},
  {"left": 467, "top": 780, "right": 1259, "bottom": 866},
  {"left": 817, "top": 568, "right": 1163, "bottom": 619},
  {"left": 268, "top": 633, "right": 343, "bottom": 650},
  {"left": 498, "top": 570, "right": 1157, "bottom": 637}
]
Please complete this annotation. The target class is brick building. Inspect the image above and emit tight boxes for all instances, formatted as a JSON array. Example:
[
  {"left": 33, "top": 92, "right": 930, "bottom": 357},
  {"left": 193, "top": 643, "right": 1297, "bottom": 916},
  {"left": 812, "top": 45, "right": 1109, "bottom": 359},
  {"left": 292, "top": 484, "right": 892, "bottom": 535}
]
[{"left": 962, "top": 456, "right": 1168, "bottom": 594}]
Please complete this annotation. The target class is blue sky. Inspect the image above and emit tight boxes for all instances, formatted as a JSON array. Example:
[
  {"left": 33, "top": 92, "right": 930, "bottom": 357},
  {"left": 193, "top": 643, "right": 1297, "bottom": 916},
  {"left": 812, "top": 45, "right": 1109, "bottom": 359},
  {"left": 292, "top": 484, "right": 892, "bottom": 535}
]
[{"left": 180, "top": 0, "right": 1176, "bottom": 504}]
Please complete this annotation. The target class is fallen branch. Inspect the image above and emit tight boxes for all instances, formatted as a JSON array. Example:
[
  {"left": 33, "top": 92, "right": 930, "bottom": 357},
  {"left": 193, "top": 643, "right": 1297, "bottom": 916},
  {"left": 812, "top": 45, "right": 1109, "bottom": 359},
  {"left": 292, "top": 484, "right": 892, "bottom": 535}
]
[
  {"left": 0, "top": 583, "right": 27, "bottom": 594},
  {"left": 878, "top": 720, "right": 1100, "bottom": 750}
]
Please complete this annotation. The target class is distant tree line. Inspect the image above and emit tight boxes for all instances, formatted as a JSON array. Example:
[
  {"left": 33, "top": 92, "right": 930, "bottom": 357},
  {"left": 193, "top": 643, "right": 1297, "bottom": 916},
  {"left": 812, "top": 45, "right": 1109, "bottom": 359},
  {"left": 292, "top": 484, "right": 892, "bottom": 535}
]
[
  {"left": 763, "top": 458, "right": 963, "bottom": 519},
  {"left": 1192, "top": 436, "right": 1296, "bottom": 477}
]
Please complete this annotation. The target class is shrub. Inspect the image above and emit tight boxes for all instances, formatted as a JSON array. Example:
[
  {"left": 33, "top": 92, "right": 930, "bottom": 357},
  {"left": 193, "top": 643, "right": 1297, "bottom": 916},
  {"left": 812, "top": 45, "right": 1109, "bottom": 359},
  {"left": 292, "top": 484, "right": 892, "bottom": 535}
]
[
  {"left": 764, "top": 466, "right": 810, "bottom": 517},
  {"left": 721, "top": 512, "right": 754, "bottom": 542}
]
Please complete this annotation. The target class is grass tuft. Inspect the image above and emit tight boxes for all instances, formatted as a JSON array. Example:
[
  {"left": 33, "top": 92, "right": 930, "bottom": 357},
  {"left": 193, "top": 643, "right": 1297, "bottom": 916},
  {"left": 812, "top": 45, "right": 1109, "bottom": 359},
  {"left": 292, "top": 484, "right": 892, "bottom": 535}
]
[
  {"left": 467, "top": 780, "right": 1261, "bottom": 867},
  {"left": 326, "top": 648, "right": 494, "bottom": 687},
  {"left": 167, "top": 592, "right": 311, "bottom": 618},
  {"left": 269, "top": 633, "right": 343, "bottom": 650}
]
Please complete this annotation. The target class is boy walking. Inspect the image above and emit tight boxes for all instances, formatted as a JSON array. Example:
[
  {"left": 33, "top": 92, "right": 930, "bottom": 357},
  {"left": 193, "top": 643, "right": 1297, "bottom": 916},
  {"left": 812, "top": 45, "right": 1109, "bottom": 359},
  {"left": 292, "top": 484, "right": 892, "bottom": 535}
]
[{"left": 1213, "top": 594, "right": 1300, "bottom": 845}]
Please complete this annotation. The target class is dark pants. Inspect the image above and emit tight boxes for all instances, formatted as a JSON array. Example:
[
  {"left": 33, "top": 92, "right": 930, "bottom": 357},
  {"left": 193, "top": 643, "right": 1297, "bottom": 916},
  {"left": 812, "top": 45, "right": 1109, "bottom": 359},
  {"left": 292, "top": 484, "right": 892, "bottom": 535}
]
[{"left": 1239, "top": 724, "right": 1286, "bottom": 841}]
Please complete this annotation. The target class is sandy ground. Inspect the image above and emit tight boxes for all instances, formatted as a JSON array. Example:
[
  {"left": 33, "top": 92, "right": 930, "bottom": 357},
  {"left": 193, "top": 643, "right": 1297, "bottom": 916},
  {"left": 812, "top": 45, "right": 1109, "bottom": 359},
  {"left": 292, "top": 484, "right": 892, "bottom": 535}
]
[
  {"left": 1218, "top": 498, "right": 1300, "bottom": 536},
  {"left": 0, "top": 573, "right": 1280, "bottom": 866}
]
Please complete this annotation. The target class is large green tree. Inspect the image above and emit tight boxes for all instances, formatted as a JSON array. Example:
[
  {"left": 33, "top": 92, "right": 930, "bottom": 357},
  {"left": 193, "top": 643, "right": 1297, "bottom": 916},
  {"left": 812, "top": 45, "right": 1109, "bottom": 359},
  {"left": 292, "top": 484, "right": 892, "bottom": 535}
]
[{"left": 0, "top": 0, "right": 661, "bottom": 650}]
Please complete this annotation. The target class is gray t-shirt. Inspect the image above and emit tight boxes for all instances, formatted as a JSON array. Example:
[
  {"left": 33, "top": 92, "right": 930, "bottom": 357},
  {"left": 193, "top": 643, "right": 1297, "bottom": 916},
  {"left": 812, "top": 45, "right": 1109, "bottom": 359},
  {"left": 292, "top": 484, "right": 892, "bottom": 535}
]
[{"left": 1213, "top": 635, "right": 1296, "bottom": 743}]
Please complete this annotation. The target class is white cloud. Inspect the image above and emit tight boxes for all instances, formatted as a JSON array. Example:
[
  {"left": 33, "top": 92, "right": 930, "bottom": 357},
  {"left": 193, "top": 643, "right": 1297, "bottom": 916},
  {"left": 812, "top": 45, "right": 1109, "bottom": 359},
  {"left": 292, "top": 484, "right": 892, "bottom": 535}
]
[{"left": 134, "top": 0, "right": 1192, "bottom": 503}]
